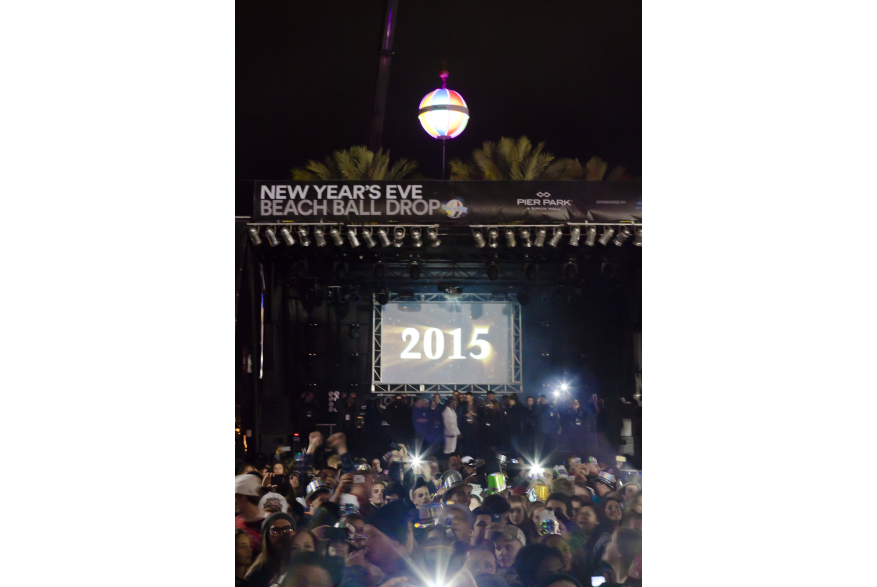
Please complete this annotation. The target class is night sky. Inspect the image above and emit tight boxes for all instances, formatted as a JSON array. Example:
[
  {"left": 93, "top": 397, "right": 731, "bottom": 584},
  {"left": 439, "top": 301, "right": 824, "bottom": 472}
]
[{"left": 236, "top": 0, "right": 641, "bottom": 215}]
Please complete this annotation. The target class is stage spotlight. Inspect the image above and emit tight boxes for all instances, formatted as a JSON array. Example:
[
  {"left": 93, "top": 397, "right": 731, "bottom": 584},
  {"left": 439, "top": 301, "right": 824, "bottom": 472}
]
[
  {"left": 349, "top": 325, "right": 361, "bottom": 339},
  {"left": 584, "top": 226, "right": 597, "bottom": 247},
  {"left": 376, "top": 288, "right": 390, "bottom": 305},
  {"left": 568, "top": 225, "right": 581, "bottom": 246},
  {"left": 248, "top": 227, "right": 262, "bottom": 246},
  {"left": 411, "top": 228, "right": 423, "bottom": 248},
  {"left": 504, "top": 228, "right": 517, "bottom": 247},
  {"left": 520, "top": 228, "right": 532, "bottom": 247},
  {"left": 561, "top": 383, "right": 569, "bottom": 391},
  {"left": 473, "top": 230, "right": 486, "bottom": 248},
  {"left": 524, "top": 261, "right": 538, "bottom": 280},
  {"left": 443, "top": 284, "right": 463, "bottom": 295},
  {"left": 486, "top": 261, "right": 499, "bottom": 281},
  {"left": 279, "top": 227, "right": 296, "bottom": 246},
  {"left": 487, "top": 228, "right": 499, "bottom": 249},
  {"left": 614, "top": 226, "right": 632, "bottom": 246},
  {"left": 313, "top": 226, "right": 327, "bottom": 247},
  {"left": 347, "top": 227, "right": 361, "bottom": 248},
  {"left": 393, "top": 228, "right": 405, "bottom": 248},
  {"left": 329, "top": 226, "right": 344, "bottom": 246},
  {"left": 598, "top": 226, "right": 615, "bottom": 246},
  {"left": 548, "top": 227, "right": 563, "bottom": 248},
  {"left": 376, "top": 228, "right": 391, "bottom": 247},
  {"left": 297, "top": 227, "right": 311, "bottom": 247},
  {"left": 534, "top": 227, "right": 547, "bottom": 247},
  {"left": 361, "top": 228, "right": 376, "bottom": 248},
  {"left": 264, "top": 227, "right": 280, "bottom": 247},
  {"left": 634, "top": 227, "right": 642, "bottom": 247},
  {"left": 426, "top": 227, "right": 441, "bottom": 247},
  {"left": 408, "top": 260, "right": 421, "bottom": 279},
  {"left": 564, "top": 260, "right": 578, "bottom": 280}
]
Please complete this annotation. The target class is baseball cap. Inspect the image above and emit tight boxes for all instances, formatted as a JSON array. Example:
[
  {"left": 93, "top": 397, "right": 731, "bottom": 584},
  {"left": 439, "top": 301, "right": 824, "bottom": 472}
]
[
  {"left": 490, "top": 525, "right": 526, "bottom": 546},
  {"left": 236, "top": 474, "right": 262, "bottom": 497}
]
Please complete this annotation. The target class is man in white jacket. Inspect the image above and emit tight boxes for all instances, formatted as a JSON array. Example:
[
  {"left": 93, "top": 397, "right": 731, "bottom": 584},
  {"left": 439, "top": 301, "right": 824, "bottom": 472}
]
[{"left": 443, "top": 398, "right": 461, "bottom": 454}]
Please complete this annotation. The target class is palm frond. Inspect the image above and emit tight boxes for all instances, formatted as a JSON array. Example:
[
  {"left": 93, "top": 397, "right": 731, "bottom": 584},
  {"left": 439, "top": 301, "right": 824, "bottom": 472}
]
[
  {"left": 605, "top": 165, "right": 627, "bottom": 181},
  {"left": 543, "top": 158, "right": 584, "bottom": 180},
  {"left": 585, "top": 156, "right": 608, "bottom": 181},
  {"left": 449, "top": 158, "right": 473, "bottom": 180},
  {"left": 334, "top": 149, "right": 358, "bottom": 180},
  {"left": 523, "top": 151, "right": 555, "bottom": 180},
  {"left": 387, "top": 158, "right": 418, "bottom": 180}
]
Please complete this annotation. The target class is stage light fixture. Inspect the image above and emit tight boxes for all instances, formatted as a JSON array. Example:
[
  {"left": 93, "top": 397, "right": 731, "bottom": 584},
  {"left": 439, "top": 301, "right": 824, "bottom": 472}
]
[
  {"left": 564, "top": 260, "right": 578, "bottom": 280},
  {"left": 376, "top": 288, "right": 390, "bottom": 305},
  {"left": 548, "top": 227, "right": 563, "bottom": 248},
  {"left": 487, "top": 228, "right": 499, "bottom": 248},
  {"left": 473, "top": 230, "right": 486, "bottom": 248},
  {"left": 373, "top": 260, "right": 385, "bottom": 280},
  {"left": 393, "top": 228, "right": 405, "bottom": 248},
  {"left": 347, "top": 227, "right": 361, "bottom": 248},
  {"left": 520, "top": 228, "right": 532, "bottom": 247},
  {"left": 279, "top": 227, "right": 296, "bottom": 246},
  {"left": 297, "top": 227, "right": 311, "bottom": 247},
  {"left": 486, "top": 261, "right": 499, "bottom": 281},
  {"left": 329, "top": 226, "right": 344, "bottom": 246},
  {"left": 524, "top": 261, "right": 538, "bottom": 280},
  {"left": 361, "top": 228, "right": 376, "bottom": 248},
  {"left": 634, "top": 227, "right": 642, "bottom": 247},
  {"left": 504, "top": 228, "right": 517, "bottom": 247},
  {"left": 264, "top": 227, "right": 280, "bottom": 247},
  {"left": 599, "top": 226, "right": 615, "bottom": 245},
  {"left": 444, "top": 284, "right": 463, "bottom": 295},
  {"left": 614, "top": 226, "right": 632, "bottom": 246},
  {"left": 534, "top": 227, "right": 547, "bottom": 247},
  {"left": 313, "top": 226, "right": 327, "bottom": 247},
  {"left": 568, "top": 226, "right": 581, "bottom": 246},
  {"left": 349, "top": 325, "right": 361, "bottom": 339},
  {"left": 376, "top": 228, "right": 391, "bottom": 247},
  {"left": 399, "top": 287, "right": 415, "bottom": 298},
  {"left": 411, "top": 228, "right": 423, "bottom": 248},
  {"left": 408, "top": 260, "right": 421, "bottom": 279},
  {"left": 426, "top": 227, "right": 441, "bottom": 247},
  {"left": 248, "top": 227, "right": 262, "bottom": 246},
  {"left": 584, "top": 226, "right": 597, "bottom": 246}
]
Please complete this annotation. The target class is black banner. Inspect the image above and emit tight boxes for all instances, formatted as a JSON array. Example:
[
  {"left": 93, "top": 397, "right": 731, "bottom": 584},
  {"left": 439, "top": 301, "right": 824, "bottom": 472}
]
[{"left": 252, "top": 181, "right": 641, "bottom": 224}]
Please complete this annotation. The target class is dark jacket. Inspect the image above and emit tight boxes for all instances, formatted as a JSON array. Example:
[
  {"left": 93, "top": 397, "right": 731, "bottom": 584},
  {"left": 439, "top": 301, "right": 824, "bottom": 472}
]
[
  {"left": 504, "top": 403, "right": 527, "bottom": 436},
  {"left": 536, "top": 403, "right": 561, "bottom": 434}
]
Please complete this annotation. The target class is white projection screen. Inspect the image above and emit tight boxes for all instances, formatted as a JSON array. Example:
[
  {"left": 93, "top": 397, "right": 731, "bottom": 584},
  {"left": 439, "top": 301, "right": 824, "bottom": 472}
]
[{"left": 378, "top": 301, "right": 515, "bottom": 384}]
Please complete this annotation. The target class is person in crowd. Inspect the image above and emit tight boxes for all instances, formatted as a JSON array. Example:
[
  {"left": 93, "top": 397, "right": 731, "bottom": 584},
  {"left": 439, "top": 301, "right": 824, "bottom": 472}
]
[
  {"left": 443, "top": 503, "right": 473, "bottom": 543},
  {"left": 535, "top": 395, "right": 561, "bottom": 457},
  {"left": 491, "top": 525, "right": 527, "bottom": 585},
  {"left": 545, "top": 493, "right": 573, "bottom": 522},
  {"left": 444, "top": 397, "right": 462, "bottom": 454},
  {"left": 340, "top": 501, "right": 421, "bottom": 587},
  {"left": 383, "top": 482, "right": 408, "bottom": 506},
  {"left": 568, "top": 496, "right": 586, "bottom": 520},
  {"left": 507, "top": 495, "right": 528, "bottom": 528},
  {"left": 236, "top": 529, "right": 254, "bottom": 584},
  {"left": 280, "top": 552, "right": 333, "bottom": 587},
  {"left": 259, "top": 492, "right": 289, "bottom": 518},
  {"left": 536, "top": 573, "right": 582, "bottom": 587},
  {"left": 459, "top": 392, "right": 479, "bottom": 456},
  {"left": 236, "top": 473, "right": 267, "bottom": 554},
  {"left": 471, "top": 506, "right": 497, "bottom": 545},
  {"left": 601, "top": 528, "right": 641, "bottom": 586},
  {"left": 479, "top": 391, "right": 503, "bottom": 451},
  {"left": 528, "top": 502, "right": 546, "bottom": 527},
  {"left": 504, "top": 394, "right": 528, "bottom": 455},
  {"left": 369, "top": 480, "right": 385, "bottom": 508},
  {"left": 541, "top": 535, "right": 573, "bottom": 573},
  {"left": 624, "top": 492, "right": 641, "bottom": 516},
  {"left": 481, "top": 493, "right": 511, "bottom": 524},
  {"left": 466, "top": 543, "right": 499, "bottom": 575},
  {"left": 291, "top": 529, "right": 317, "bottom": 554},
  {"left": 590, "top": 472, "right": 616, "bottom": 502},
  {"left": 550, "top": 477, "right": 575, "bottom": 498},
  {"left": 245, "top": 512, "right": 297, "bottom": 587},
  {"left": 410, "top": 478, "right": 431, "bottom": 506},
  {"left": 364, "top": 399, "right": 386, "bottom": 456},
  {"left": 601, "top": 493, "right": 624, "bottom": 532},
  {"left": 619, "top": 482, "right": 640, "bottom": 503},
  {"left": 338, "top": 393, "right": 360, "bottom": 445},
  {"left": 262, "top": 461, "right": 292, "bottom": 495},
  {"left": 441, "top": 470, "right": 473, "bottom": 508},
  {"left": 343, "top": 513, "right": 367, "bottom": 553},
  {"left": 512, "top": 543, "right": 565, "bottom": 587}
]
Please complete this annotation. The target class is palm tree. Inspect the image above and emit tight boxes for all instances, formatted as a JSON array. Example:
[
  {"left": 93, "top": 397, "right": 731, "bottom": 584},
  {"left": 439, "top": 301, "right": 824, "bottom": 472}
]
[
  {"left": 449, "top": 136, "right": 630, "bottom": 181},
  {"left": 290, "top": 145, "right": 422, "bottom": 180}
]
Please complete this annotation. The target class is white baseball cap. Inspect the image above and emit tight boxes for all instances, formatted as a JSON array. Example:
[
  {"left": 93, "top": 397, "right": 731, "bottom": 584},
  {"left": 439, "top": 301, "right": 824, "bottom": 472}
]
[{"left": 236, "top": 474, "right": 262, "bottom": 497}]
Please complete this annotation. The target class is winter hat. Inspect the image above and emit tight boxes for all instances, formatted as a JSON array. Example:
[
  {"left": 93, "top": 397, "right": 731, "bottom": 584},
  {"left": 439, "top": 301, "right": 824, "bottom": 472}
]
[
  {"left": 236, "top": 474, "right": 262, "bottom": 497},
  {"left": 261, "top": 511, "right": 296, "bottom": 542},
  {"left": 259, "top": 492, "right": 289, "bottom": 515},
  {"left": 366, "top": 500, "right": 411, "bottom": 544},
  {"left": 489, "top": 525, "right": 526, "bottom": 546},
  {"left": 593, "top": 471, "right": 616, "bottom": 489}
]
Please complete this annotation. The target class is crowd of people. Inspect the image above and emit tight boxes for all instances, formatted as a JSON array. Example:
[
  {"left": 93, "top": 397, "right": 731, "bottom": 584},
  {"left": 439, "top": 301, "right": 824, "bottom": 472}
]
[{"left": 235, "top": 417, "right": 642, "bottom": 587}]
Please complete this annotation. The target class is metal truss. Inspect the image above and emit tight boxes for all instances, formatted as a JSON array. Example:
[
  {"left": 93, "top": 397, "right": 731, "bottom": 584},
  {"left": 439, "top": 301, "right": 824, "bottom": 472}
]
[
  {"left": 379, "top": 261, "right": 533, "bottom": 282},
  {"left": 371, "top": 293, "right": 523, "bottom": 392}
]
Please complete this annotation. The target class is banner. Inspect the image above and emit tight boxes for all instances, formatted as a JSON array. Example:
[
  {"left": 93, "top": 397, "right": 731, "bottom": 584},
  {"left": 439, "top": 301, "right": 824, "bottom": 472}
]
[{"left": 252, "top": 181, "right": 641, "bottom": 224}]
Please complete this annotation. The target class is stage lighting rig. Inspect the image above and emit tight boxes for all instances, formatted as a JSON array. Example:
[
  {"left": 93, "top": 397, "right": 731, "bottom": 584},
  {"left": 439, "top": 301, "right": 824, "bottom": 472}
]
[
  {"left": 392, "top": 228, "right": 405, "bottom": 248},
  {"left": 472, "top": 230, "right": 486, "bottom": 248},
  {"left": 548, "top": 227, "right": 563, "bottom": 248},
  {"left": 373, "top": 260, "right": 386, "bottom": 280},
  {"left": 263, "top": 227, "right": 280, "bottom": 247},
  {"left": 347, "top": 227, "right": 361, "bottom": 248},
  {"left": 614, "top": 226, "right": 632, "bottom": 246},
  {"left": 524, "top": 259, "right": 538, "bottom": 280},
  {"left": 411, "top": 228, "right": 423, "bottom": 248},
  {"left": 584, "top": 226, "right": 597, "bottom": 247},
  {"left": 376, "top": 228, "right": 391, "bottom": 247},
  {"left": 486, "top": 260, "right": 499, "bottom": 281},
  {"left": 504, "top": 228, "right": 517, "bottom": 247},
  {"left": 426, "top": 227, "right": 441, "bottom": 247},
  {"left": 248, "top": 227, "right": 262, "bottom": 246},
  {"left": 520, "top": 228, "right": 532, "bottom": 247},
  {"left": 279, "top": 227, "right": 296, "bottom": 246},
  {"left": 376, "top": 288, "right": 390, "bottom": 305},
  {"left": 534, "top": 227, "right": 547, "bottom": 247},
  {"left": 568, "top": 225, "right": 581, "bottom": 247},
  {"left": 564, "top": 260, "right": 578, "bottom": 280},
  {"left": 598, "top": 226, "right": 615, "bottom": 246},
  {"left": 634, "top": 227, "right": 642, "bottom": 246},
  {"left": 487, "top": 228, "right": 499, "bottom": 249},
  {"left": 408, "top": 259, "right": 421, "bottom": 279}
]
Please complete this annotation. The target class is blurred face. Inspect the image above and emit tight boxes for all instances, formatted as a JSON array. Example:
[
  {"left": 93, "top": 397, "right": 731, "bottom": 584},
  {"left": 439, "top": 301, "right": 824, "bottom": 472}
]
[
  {"left": 546, "top": 499, "right": 568, "bottom": 519},
  {"left": 328, "top": 540, "right": 349, "bottom": 558},
  {"left": 320, "top": 471, "right": 337, "bottom": 489},
  {"left": 447, "top": 485, "right": 472, "bottom": 507},
  {"left": 530, "top": 506, "right": 546, "bottom": 525},
  {"left": 372, "top": 460, "right": 381, "bottom": 473},
  {"left": 268, "top": 520, "right": 295, "bottom": 550},
  {"left": 412, "top": 486, "right": 430, "bottom": 506},
  {"left": 466, "top": 549, "right": 497, "bottom": 575},
  {"left": 236, "top": 534, "right": 253, "bottom": 566},
  {"left": 494, "top": 536, "right": 522, "bottom": 568},
  {"left": 604, "top": 500, "right": 623, "bottom": 522},
  {"left": 526, "top": 397, "right": 534, "bottom": 407},
  {"left": 286, "top": 564, "right": 332, "bottom": 587},
  {"left": 291, "top": 474, "right": 301, "bottom": 488},
  {"left": 292, "top": 532, "right": 316, "bottom": 553},
  {"left": 537, "top": 556, "right": 565, "bottom": 580},
  {"left": 473, "top": 514, "right": 492, "bottom": 542},
  {"left": 570, "top": 499, "right": 583, "bottom": 519},
  {"left": 509, "top": 501, "right": 526, "bottom": 526},
  {"left": 632, "top": 494, "right": 642, "bottom": 514},
  {"left": 545, "top": 536, "right": 572, "bottom": 571},
  {"left": 385, "top": 493, "right": 399, "bottom": 504},
  {"left": 539, "top": 397, "right": 547, "bottom": 405},
  {"left": 274, "top": 463, "right": 285, "bottom": 475},
  {"left": 433, "top": 394, "right": 441, "bottom": 404},
  {"left": 449, "top": 512, "right": 471, "bottom": 542},
  {"left": 370, "top": 484, "right": 385, "bottom": 505},
  {"left": 622, "top": 485, "right": 639, "bottom": 501},
  {"left": 575, "top": 506, "right": 600, "bottom": 534},
  {"left": 309, "top": 490, "right": 330, "bottom": 513}
]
